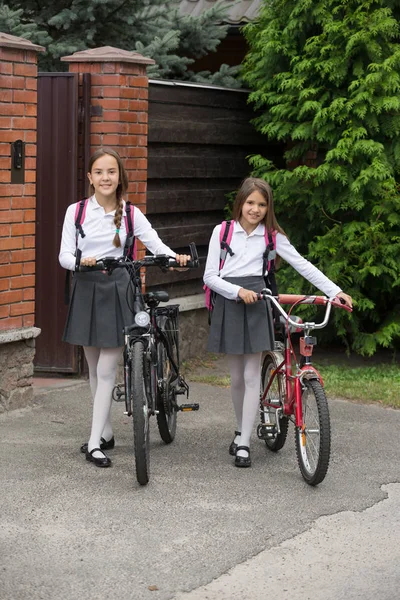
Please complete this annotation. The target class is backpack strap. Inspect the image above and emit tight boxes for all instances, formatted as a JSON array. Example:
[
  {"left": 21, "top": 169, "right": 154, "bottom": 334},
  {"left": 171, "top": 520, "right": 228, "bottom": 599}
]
[
  {"left": 219, "top": 220, "right": 234, "bottom": 269},
  {"left": 123, "top": 201, "right": 136, "bottom": 260},
  {"left": 265, "top": 229, "right": 277, "bottom": 274},
  {"left": 74, "top": 198, "right": 88, "bottom": 239},
  {"left": 263, "top": 229, "right": 279, "bottom": 320},
  {"left": 74, "top": 198, "right": 89, "bottom": 271},
  {"left": 64, "top": 198, "right": 88, "bottom": 305}
]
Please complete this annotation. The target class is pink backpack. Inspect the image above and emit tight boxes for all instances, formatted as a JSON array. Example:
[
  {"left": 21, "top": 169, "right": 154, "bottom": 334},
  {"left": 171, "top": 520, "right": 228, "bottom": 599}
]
[{"left": 204, "top": 220, "right": 277, "bottom": 320}]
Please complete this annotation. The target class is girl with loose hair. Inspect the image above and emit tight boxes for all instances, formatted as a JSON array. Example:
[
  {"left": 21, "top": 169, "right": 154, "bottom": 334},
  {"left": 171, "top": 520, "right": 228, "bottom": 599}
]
[
  {"left": 59, "top": 147, "right": 190, "bottom": 468},
  {"left": 204, "top": 177, "right": 352, "bottom": 468}
]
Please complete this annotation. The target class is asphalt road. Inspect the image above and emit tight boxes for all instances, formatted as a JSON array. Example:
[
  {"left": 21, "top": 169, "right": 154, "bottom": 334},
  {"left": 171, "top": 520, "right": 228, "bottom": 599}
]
[{"left": 1, "top": 378, "right": 399, "bottom": 600}]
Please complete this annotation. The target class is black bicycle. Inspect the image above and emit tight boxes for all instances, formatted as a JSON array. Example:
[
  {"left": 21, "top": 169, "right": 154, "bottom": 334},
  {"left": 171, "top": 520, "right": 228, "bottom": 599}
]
[{"left": 78, "top": 243, "right": 200, "bottom": 485}]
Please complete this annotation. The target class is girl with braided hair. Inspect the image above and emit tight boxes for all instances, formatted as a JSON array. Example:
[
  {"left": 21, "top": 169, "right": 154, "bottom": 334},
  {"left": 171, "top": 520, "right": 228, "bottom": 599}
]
[{"left": 59, "top": 147, "right": 190, "bottom": 468}]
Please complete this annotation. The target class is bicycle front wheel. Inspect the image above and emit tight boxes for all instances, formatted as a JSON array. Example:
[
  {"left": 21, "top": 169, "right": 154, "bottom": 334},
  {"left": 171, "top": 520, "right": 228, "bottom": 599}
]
[
  {"left": 131, "top": 340, "right": 150, "bottom": 486},
  {"left": 156, "top": 331, "right": 178, "bottom": 444},
  {"left": 295, "top": 378, "right": 330, "bottom": 486}
]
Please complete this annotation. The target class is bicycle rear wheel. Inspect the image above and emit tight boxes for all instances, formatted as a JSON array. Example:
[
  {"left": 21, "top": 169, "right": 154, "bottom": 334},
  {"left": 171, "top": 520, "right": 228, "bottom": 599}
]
[
  {"left": 131, "top": 340, "right": 150, "bottom": 485},
  {"left": 295, "top": 378, "right": 330, "bottom": 486},
  {"left": 260, "top": 352, "right": 289, "bottom": 452}
]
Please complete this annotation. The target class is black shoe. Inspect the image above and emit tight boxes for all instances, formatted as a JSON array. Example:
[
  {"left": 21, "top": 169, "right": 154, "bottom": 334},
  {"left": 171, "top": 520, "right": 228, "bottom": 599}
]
[
  {"left": 85, "top": 447, "right": 112, "bottom": 468},
  {"left": 235, "top": 445, "right": 251, "bottom": 468},
  {"left": 229, "top": 430, "right": 241, "bottom": 456},
  {"left": 80, "top": 436, "right": 115, "bottom": 454}
]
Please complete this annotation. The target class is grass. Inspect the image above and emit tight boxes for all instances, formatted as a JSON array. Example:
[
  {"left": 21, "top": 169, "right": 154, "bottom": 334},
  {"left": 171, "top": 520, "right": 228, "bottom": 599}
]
[
  {"left": 181, "top": 354, "right": 231, "bottom": 388},
  {"left": 187, "top": 373, "right": 231, "bottom": 387},
  {"left": 318, "top": 364, "right": 400, "bottom": 408},
  {"left": 182, "top": 355, "right": 400, "bottom": 409}
]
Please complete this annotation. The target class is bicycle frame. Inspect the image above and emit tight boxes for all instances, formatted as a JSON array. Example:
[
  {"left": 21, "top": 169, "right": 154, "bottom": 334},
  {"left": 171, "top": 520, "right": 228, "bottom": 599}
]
[
  {"left": 122, "top": 286, "right": 181, "bottom": 418},
  {"left": 260, "top": 293, "right": 350, "bottom": 429}
]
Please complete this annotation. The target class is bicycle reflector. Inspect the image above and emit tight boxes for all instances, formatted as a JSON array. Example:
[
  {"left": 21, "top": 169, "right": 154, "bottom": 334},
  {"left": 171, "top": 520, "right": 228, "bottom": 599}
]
[{"left": 135, "top": 311, "right": 150, "bottom": 327}]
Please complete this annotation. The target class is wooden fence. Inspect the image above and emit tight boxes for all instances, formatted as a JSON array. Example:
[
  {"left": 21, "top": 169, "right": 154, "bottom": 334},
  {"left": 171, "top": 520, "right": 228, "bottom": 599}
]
[{"left": 145, "top": 80, "right": 282, "bottom": 297}]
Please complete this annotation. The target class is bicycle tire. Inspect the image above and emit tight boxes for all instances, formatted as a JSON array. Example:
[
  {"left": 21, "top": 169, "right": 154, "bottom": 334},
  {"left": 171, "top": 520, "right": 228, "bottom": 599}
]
[
  {"left": 260, "top": 352, "right": 289, "bottom": 452},
  {"left": 156, "top": 330, "right": 178, "bottom": 444},
  {"left": 295, "top": 378, "right": 331, "bottom": 486},
  {"left": 131, "top": 340, "right": 150, "bottom": 486}
]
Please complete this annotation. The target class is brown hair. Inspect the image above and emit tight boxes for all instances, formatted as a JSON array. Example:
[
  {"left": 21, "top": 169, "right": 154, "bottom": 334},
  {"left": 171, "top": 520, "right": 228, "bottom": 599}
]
[
  {"left": 232, "top": 177, "right": 286, "bottom": 236},
  {"left": 87, "top": 147, "right": 129, "bottom": 248}
]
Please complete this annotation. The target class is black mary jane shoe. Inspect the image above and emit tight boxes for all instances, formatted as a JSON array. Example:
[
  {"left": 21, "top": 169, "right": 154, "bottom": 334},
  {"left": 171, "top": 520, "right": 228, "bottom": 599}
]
[
  {"left": 80, "top": 436, "right": 115, "bottom": 454},
  {"left": 235, "top": 445, "right": 251, "bottom": 468},
  {"left": 229, "top": 431, "right": 241, "bottom": 456},
  {"left": 85, "top": 447, "right": 112, "bottom": 468}
]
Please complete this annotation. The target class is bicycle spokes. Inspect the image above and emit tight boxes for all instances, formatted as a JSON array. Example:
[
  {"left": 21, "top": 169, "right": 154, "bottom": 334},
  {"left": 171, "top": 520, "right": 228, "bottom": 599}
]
[{"left": 295, "top": 379, "right": 331, "bottom": 486}]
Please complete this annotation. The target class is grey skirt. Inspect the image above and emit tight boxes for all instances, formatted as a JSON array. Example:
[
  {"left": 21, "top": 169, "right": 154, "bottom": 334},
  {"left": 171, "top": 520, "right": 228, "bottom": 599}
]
[
  {"left": 63, "top": 269, "right": 134, "bottom": 348},
  {"left": 207, "top": 276, "right": 274, "bottom": 355}
]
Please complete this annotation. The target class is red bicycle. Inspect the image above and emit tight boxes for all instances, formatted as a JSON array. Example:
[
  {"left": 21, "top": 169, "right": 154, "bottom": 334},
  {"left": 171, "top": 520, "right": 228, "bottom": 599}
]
[{"left": 259, "top": 292, "right": 352, "bottom": 486}]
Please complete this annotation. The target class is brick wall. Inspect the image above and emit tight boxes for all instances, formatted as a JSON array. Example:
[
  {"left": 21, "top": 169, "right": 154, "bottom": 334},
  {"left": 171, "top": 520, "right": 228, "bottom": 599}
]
[
  {"left": 0, "top": 36, "right": 43, "bottom": 331},
  {"left": 0, "top": 33, "right": 43, "bottom": 411}
]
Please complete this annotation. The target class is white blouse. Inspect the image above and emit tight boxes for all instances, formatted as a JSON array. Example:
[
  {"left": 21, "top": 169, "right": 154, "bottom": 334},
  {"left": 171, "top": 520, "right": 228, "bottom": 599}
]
[
  {"left": 59, "top": 195, "right": 176, "bottom": 271},
  {"left": 203, "top": 221, "right": 342, "bottom": 301}
]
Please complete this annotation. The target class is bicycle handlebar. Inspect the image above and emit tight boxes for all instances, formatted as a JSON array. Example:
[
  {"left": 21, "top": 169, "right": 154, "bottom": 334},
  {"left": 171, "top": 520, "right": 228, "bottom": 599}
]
[
  {"left": 256, "top": 289, "right": 352, "bottom": 331},
  {"left": 77, "top": 242, "right": 200, "bottom": 272},
  {"left": 276, "top": 293, "right": 352, "bottom": 312}
]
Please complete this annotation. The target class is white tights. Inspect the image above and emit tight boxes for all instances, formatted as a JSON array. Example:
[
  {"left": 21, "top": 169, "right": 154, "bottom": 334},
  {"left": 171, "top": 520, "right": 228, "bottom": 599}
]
[
  {"left": 83, "top": 346, "right": 122, "bottom": 458},
  {"left": 229, "top": 353, "right": 262, "bottom": 458}
]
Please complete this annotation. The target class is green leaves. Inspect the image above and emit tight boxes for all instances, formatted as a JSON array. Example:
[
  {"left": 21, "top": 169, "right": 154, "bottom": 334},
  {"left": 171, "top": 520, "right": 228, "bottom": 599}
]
[{"left": 2, "top": 0, "right": 238, "bottom": 85}]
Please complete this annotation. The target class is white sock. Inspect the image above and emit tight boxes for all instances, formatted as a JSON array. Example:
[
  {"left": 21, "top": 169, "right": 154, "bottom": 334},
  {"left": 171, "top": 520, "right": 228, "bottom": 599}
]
[
  {"left": 235, "top": 353, "right": 262, "bottom": 459},
  {"left": 84, "top": 346, "right": 122, "bottom": 458},
  {"left": 229, "top": 354, "right": 245, "bottom": 445}
]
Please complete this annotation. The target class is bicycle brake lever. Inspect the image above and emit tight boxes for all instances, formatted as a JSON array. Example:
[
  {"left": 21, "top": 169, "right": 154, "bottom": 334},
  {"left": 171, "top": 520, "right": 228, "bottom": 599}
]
[
  {"left": 331, "top": 296, "right": 352, "bottom": 312},
  {"left": 189, "top": 242, "right": 199, "bottom": 268}
]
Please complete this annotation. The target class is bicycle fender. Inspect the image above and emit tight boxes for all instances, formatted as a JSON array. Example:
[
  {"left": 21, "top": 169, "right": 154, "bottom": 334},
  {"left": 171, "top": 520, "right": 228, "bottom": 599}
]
[{"left": 299, "top": 366, "right": 324, "bottom": 387}]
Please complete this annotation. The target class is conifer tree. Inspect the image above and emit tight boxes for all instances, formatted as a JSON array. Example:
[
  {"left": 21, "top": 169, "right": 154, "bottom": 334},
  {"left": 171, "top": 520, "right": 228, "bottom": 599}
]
[
  {"left": 0, "top": 0, "right": 240, "bottom": 87},
  {"left": 242, "top": 0, "right": 400, "bottom": 355}
]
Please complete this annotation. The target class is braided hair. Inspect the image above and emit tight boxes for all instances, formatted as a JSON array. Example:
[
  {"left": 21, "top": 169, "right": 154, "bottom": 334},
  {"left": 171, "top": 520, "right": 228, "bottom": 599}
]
[{"left": 87, "top": 147, "right": 129, "bottom": 248}]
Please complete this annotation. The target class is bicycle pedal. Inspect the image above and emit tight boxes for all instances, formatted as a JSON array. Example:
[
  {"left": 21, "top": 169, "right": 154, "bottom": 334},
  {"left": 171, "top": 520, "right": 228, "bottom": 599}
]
[
  {"left": 112, "top": 384, "right": 125, "bottom": 402},
  {"left": 178, "top": 403, "right": 200, "bottom": 412},
  {"left": 257, "top": 424, "right": 277, "bottom": 439}
]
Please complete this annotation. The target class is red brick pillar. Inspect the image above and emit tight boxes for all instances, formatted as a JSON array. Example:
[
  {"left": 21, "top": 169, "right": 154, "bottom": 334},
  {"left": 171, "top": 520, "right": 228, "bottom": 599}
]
[
  {"left": 0, "top": 33, "right": 44, "bottom": 410},
  {"left": 61, "top": 46, "right": 154, "bottom": 223}
]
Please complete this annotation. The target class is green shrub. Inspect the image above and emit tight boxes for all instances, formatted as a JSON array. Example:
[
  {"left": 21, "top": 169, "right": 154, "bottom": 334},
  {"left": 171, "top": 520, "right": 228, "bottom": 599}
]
[{"left": 241, "top": 0, "right": 400, "bottom": 355}]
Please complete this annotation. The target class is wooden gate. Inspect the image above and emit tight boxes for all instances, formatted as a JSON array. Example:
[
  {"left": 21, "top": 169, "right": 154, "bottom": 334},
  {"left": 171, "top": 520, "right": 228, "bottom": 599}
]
[{"left": 35, "top": 73, "right": 79, "bottom": 373}]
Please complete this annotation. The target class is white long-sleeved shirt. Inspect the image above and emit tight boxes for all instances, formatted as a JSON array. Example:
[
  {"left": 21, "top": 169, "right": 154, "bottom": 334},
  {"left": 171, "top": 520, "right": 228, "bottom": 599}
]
[
  {"left": 203, "top": 221, "right": 342, "bottom": 301},
  {"left": 59, "top": 196, "right": 176, "bottom": 271}
]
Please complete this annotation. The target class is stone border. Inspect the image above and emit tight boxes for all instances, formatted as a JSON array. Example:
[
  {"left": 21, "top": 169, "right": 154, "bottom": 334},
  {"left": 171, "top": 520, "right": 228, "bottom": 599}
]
[
  {"left": 0, "top": 327, "right": 41, "bottom": 345},
  {"left": 165, "top": 294, "right": 205, "bottom": 312}
]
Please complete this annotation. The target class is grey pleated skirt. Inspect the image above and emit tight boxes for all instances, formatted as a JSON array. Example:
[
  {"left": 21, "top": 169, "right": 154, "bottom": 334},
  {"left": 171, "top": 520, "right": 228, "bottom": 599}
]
[
  {"left": 207, "top": 276, "right": 274, "bottom": 355},
  {"left": 63, "top": 269, "right": 134, "bottom": 348}
]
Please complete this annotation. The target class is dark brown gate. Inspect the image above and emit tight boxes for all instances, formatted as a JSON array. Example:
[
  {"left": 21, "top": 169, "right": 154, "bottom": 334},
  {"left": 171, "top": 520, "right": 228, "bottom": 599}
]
[{"left": 35, "top": 73, "right": 79, "bottom": 373}]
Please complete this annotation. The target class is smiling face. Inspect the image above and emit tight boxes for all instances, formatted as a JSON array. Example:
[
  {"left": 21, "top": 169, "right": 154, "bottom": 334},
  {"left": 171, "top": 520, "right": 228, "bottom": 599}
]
[
  {"left": 239, "top": 189, "right": 268, "bottom": 233},
  {"left": 87, "top": 154, "right": 120, "bottom": 202}
]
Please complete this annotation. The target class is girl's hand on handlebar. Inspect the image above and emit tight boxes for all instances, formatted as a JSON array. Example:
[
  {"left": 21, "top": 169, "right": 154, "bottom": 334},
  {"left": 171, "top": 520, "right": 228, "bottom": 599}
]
[
  {"left": 337, "top": 291, "right": 353, "bottom": 309},
  {"left": 80, "top": 257, "right": 97, "bottom": 267},
  {"left": 238, "top": 288, "right": 258, "bottom": 304},
  {"left": 170, "top": 253, "right": 191, "bottom": 271}
]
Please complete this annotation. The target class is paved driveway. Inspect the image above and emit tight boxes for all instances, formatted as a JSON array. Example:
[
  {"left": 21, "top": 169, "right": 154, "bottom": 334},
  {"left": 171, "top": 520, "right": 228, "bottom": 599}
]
[{"left": 1, "top": 379, "right": 399, "bottom": 600}]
